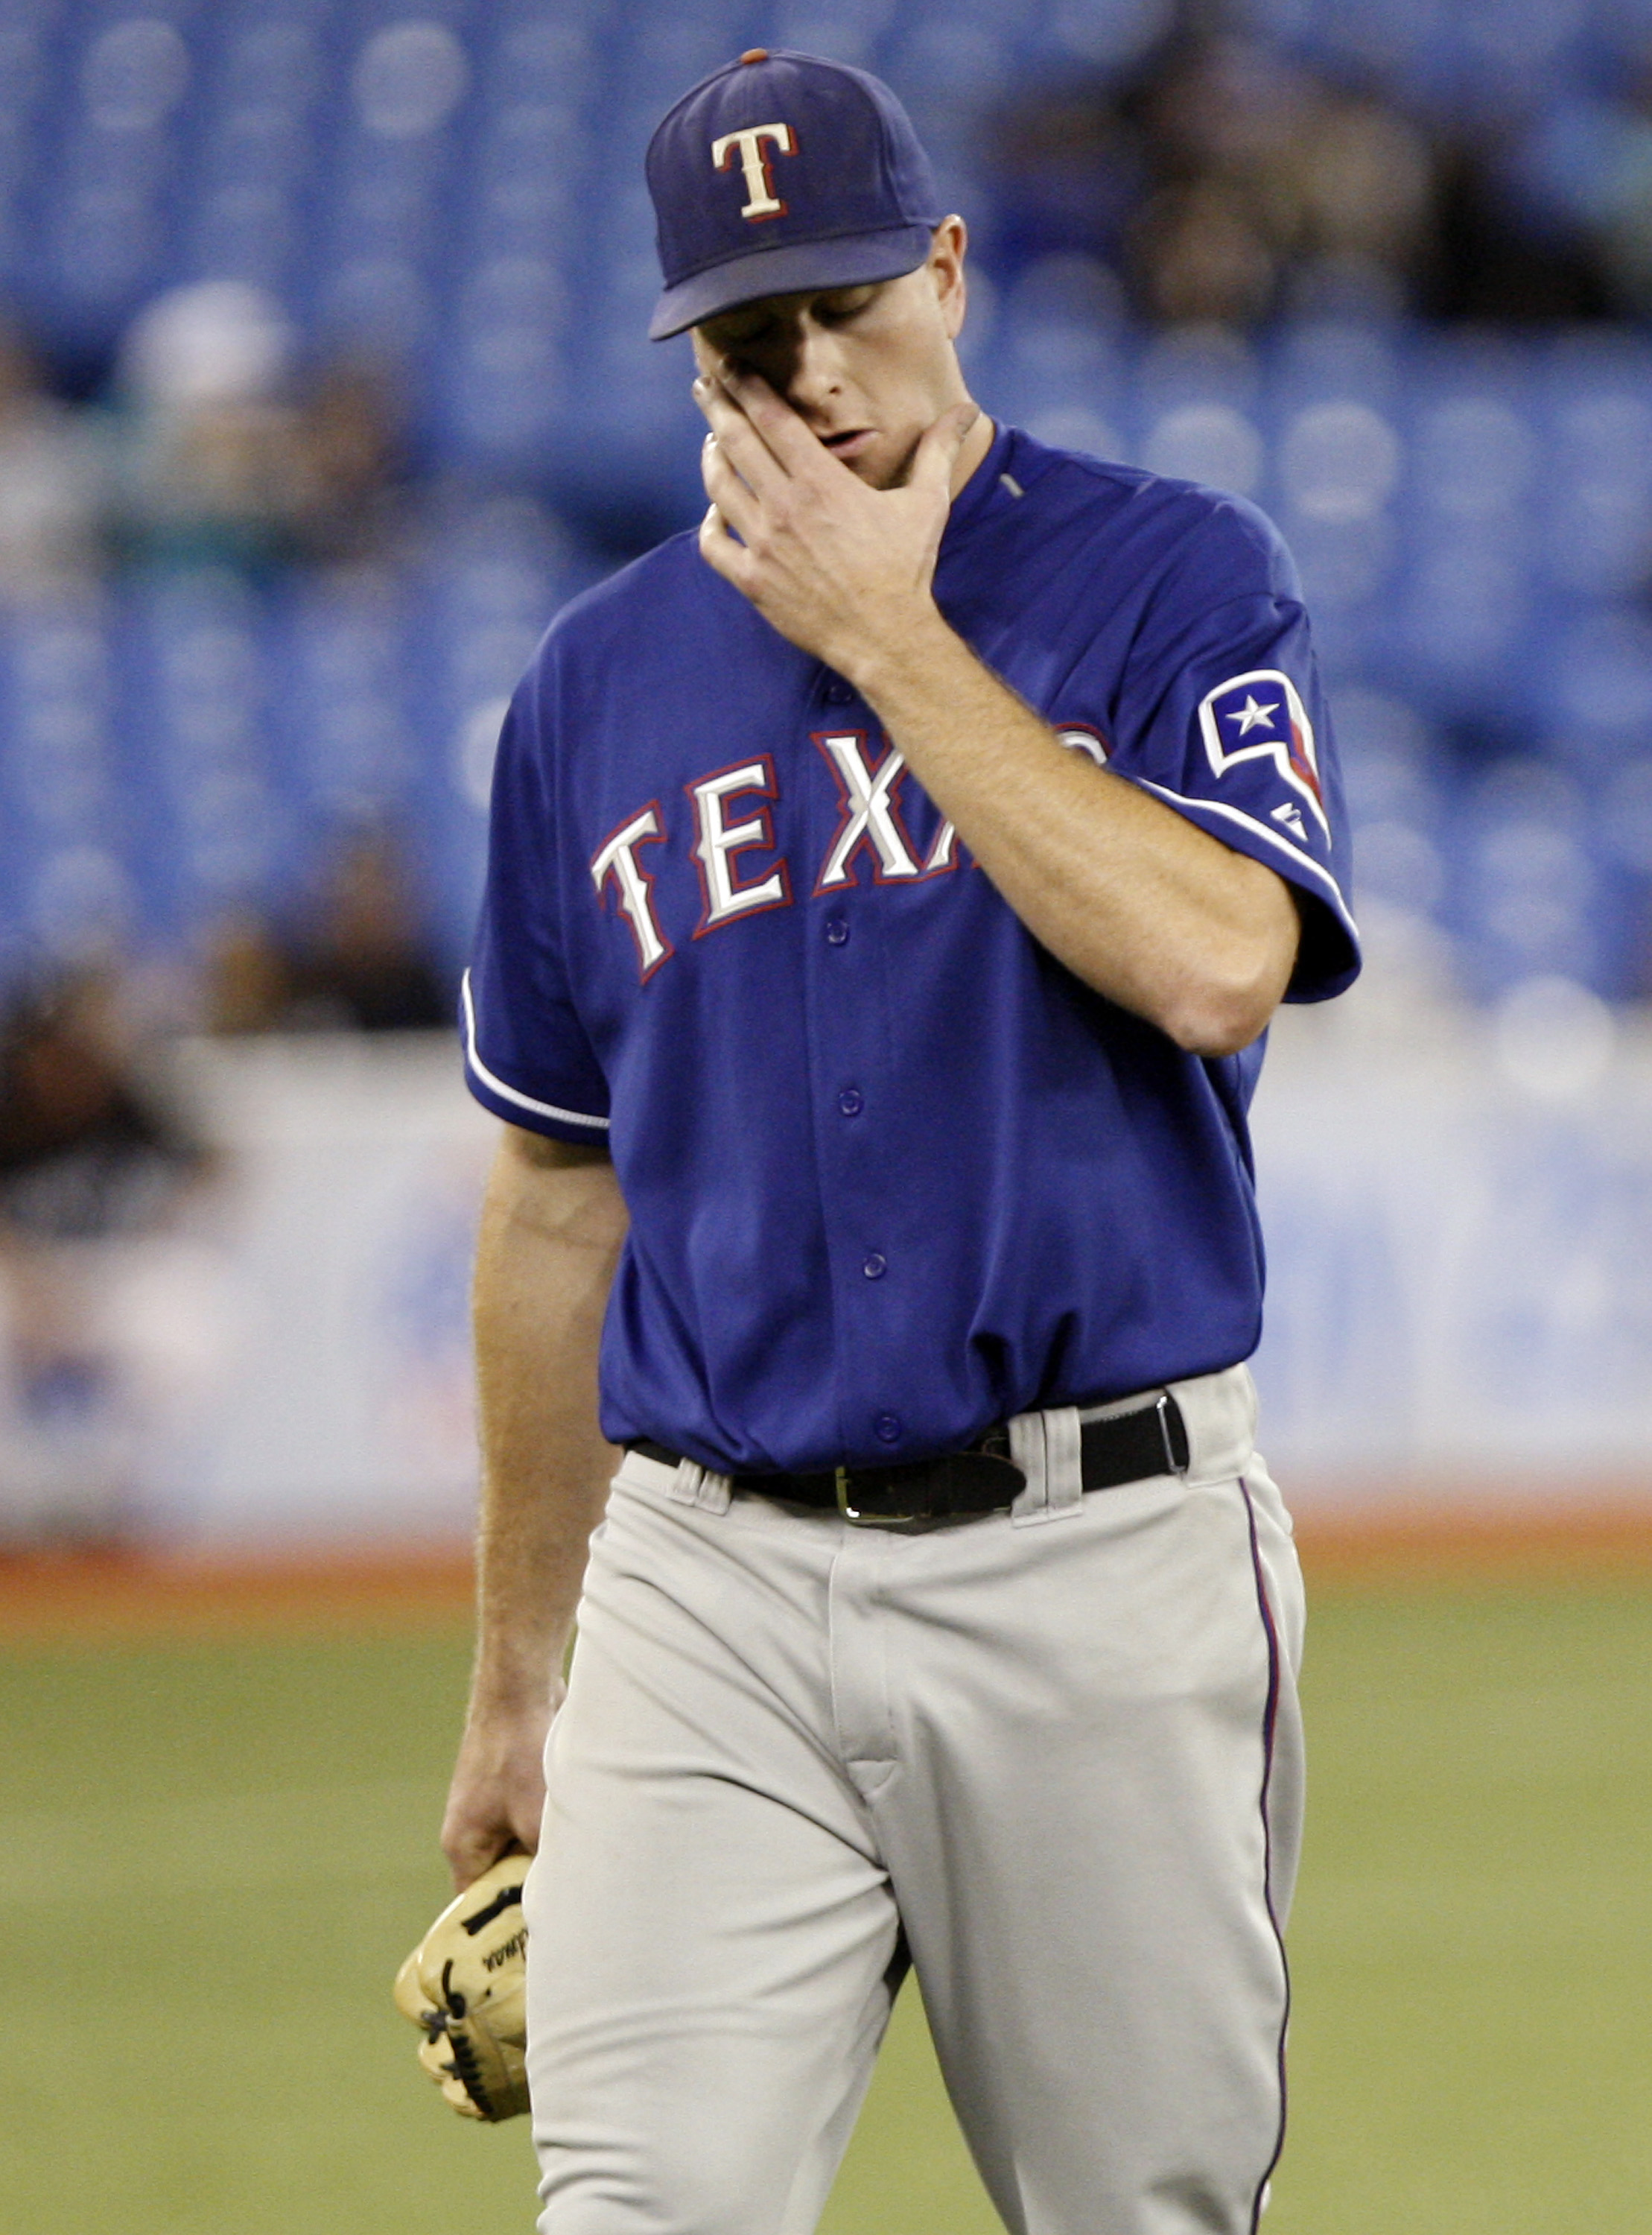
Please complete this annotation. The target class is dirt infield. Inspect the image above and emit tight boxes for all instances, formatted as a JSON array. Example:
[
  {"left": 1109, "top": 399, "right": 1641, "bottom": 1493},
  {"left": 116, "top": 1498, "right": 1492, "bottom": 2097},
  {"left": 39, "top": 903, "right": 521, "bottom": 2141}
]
[
  {"left": 0, "top": 1544, "right": 477, "bottom": 1640},
  {"left": 1299, "top": 1501, "right": 1652, "bottom": 1583},
  {"left": 4, "top": 1496, "right": 1652, "bottom": 1640}
]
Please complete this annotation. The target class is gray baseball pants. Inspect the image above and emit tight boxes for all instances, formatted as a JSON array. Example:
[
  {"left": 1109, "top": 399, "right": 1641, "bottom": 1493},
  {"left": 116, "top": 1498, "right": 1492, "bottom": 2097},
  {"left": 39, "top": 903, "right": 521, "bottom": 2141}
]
[{"left": 524, "top": 1363, "right": 1305, "bottom": 2235}]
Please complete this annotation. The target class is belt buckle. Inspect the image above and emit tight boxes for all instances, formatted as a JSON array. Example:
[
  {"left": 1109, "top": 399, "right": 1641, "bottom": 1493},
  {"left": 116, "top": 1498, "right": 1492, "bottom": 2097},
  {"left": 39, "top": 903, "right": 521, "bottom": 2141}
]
[
  {"left": 834, "top": 1465, "right": 924, "bottom": 1527},
  {"left": 1152, "top": 1392, "right": 1190, "bottom": 1476}
]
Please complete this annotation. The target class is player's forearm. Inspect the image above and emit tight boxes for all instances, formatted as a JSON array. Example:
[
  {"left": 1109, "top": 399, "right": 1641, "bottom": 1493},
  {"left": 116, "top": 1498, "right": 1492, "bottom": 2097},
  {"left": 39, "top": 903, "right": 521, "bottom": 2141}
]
[
  {"left": 847, "top": 611, "right": 1299, "bottom": 1054},
  {"left": 468, "top": 1129, "right": 628, "bottom": 1712}
]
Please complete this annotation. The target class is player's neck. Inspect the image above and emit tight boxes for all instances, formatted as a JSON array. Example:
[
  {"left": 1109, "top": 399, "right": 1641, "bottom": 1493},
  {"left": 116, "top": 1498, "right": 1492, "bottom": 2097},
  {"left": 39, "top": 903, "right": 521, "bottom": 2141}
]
[{"left": 949, "top": 403, "right": 995, "bottom": 498}]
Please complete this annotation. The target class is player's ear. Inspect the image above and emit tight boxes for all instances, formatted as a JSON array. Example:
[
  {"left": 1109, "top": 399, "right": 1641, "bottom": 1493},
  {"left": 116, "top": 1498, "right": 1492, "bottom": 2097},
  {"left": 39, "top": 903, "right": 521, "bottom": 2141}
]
[{"left": 930, "top": 217, "right": 968, "bottom": 339}]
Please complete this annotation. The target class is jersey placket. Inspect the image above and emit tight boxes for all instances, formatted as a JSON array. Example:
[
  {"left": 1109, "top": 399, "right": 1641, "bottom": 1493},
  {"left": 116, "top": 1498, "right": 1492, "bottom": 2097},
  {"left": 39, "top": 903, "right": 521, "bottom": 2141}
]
[{"left": 800, "top": 668, "right": 918, "bottom": 1465}]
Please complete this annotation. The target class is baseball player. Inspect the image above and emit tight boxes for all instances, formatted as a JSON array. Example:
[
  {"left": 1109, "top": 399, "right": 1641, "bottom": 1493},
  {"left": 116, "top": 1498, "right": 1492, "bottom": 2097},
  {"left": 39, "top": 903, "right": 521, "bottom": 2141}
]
[{"left": 441, "top": 48, "right": 1359, "bottom": 2235}]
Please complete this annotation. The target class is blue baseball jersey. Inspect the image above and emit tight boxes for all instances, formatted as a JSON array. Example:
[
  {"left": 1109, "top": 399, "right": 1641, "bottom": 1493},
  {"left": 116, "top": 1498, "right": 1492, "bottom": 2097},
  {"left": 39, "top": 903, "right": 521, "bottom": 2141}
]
[{"left": 463, "top": 422, "right": 1360, "bottom": 1473}]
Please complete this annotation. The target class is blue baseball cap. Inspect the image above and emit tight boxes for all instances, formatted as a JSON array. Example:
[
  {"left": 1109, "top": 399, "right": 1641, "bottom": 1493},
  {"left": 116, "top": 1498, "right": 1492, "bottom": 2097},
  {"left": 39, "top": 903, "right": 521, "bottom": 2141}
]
[{"left": 646, "top": 50, "right": 944, "bottom": 341}]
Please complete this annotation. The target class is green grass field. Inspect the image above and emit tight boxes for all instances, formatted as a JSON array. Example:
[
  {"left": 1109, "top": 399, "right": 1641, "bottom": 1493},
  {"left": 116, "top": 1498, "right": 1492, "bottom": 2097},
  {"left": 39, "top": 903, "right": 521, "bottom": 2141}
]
[{"left": 4, "top": 1582, "right": 1651, "bottom": 2233}]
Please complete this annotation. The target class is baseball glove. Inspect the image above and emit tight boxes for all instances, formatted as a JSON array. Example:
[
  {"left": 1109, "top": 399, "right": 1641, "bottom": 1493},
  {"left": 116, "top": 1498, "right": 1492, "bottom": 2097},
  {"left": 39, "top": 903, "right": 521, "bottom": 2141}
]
[{"left": 393, "top": 1849, "right": 531, "bottom": 2122}]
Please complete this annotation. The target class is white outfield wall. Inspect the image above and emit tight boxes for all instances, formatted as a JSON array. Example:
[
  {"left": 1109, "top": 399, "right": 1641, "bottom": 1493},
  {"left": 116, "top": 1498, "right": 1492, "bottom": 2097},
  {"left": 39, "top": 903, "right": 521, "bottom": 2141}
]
[
  {"left": 1249, "top": 986, "right": 1652, "bottom": 1506},
  {"left": 7, "top": 987, "right": 1649, "bottom": 1547}
]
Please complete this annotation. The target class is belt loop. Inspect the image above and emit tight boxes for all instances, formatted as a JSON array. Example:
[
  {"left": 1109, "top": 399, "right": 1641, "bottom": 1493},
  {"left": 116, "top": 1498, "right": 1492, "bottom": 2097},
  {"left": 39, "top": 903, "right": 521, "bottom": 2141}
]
[
  {"left": 1008, "top": 1405, "right": 1083, "bottom": 1527},
  {"left": 667, "top": 1459, "right": 732, "bottom": 1515},
  {"left": 1007, "top": 1410, "right": 1046, "bottom": 1519}
]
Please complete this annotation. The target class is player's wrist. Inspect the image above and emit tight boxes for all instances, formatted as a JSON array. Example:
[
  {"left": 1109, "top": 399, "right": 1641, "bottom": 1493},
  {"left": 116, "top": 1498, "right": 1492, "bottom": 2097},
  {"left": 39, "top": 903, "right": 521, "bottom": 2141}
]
[
  {"left": 467, "top": 1633, "right": 570, "bottom": 1716},
  {"left": 833, "top": 597, "right": 957, "bottom": 706}
]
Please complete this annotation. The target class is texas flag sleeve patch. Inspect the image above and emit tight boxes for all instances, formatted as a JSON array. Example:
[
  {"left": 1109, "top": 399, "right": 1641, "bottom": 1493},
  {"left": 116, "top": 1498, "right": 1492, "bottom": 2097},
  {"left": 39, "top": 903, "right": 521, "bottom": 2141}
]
[{"left": 1196, "top": 669, "right": 1329, "bottom": 846}]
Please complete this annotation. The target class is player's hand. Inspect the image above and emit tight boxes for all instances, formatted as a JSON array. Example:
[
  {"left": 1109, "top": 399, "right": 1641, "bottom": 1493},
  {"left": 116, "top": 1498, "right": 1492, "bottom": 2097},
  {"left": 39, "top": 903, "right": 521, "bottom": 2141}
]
[
  {"left": 694, "top": 365, "right": 978, "bottom": 679},
  {"left": 439, "top": 1678, "right": 562, "bottom": 1890}
]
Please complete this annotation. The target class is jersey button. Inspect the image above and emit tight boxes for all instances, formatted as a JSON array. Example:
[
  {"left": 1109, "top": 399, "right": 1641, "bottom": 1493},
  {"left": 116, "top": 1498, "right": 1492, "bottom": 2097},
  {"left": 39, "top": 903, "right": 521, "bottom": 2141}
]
[
  {"left": 822, "top": 678, "right": 854, "bottom": 705},
  {"left": 837, "top": 1087, "right": 864, "bottom": 1117},
  {"left": 862, "top": 1251, "right": 887, "bottom": 1279},
  {"left": 825, "top": 913, "right": 850, "bottom": 947},
  {"left": 874, "top": 1412, "right": 902, "bottom": 1443}
]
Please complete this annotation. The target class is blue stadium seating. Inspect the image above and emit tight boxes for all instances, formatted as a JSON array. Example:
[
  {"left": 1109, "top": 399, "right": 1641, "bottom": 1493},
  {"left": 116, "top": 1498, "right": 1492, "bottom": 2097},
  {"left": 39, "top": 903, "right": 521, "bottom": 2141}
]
[{"left": 0, "top": 0, "right": 1649, "bottom": 1001}]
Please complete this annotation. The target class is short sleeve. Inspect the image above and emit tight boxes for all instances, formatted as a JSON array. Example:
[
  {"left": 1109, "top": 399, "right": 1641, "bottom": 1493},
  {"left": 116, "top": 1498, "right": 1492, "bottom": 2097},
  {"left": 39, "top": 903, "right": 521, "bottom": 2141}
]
[
  {"left": 461, "top": 678, "right": 612, "bottom": 1142},
  {"left": 1070, "top": 495, "right": 1360, "bottom": 1004}
]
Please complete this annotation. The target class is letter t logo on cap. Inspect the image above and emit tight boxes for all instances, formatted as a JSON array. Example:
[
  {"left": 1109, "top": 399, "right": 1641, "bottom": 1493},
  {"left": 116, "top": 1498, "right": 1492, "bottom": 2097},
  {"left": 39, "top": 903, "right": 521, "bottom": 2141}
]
[{"left": 711, "top": 121, "right": 796, "bottom": 220}]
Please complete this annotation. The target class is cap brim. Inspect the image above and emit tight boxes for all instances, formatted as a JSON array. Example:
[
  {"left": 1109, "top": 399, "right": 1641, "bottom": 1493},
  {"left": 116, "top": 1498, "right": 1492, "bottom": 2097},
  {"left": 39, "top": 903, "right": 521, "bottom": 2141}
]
[{"left": 648, "top": 224, "right": 935, "bottom": 340}]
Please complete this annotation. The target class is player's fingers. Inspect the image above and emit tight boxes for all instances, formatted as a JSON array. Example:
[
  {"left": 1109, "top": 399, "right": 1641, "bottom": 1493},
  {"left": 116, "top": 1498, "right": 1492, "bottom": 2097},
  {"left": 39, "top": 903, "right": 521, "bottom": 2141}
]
[
  {"left": 715, "top": 365, "right": 828, "bottom": 478},
  {"left": 447, "top": 1833, "right": 534, "bottom": 1893},
  {"left": 700, "top": 433, "right": 760, "bottom": 538},
  {"left": 441, "top": 1789, "right": 530, "bottom": 1889},
  {"left": 697, "top": 501, "right": 748, "bottom": 586},
  {"left": 443, "top": 1823, "right": 506, "bottom": 1891},
  {"left": 693, "top": 375, "right": 791, "bottom": 493},
  {"left": 506, "top": 1807, "right": 542, "bottom": 1857}
]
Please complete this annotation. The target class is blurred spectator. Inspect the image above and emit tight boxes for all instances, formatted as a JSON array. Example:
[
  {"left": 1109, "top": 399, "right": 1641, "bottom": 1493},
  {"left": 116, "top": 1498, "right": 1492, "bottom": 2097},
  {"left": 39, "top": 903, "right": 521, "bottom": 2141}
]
[
  {"left": 108, "top": 287, "right": 413, "bottom": 573},
  {"left": 288, "top": 352, "right": 413, "bottom": 565},
  {"left": 1121, "top": 30, "right": 1437, "bottom": 326},
  {"left": 1418, "top": 133, "right": 1614, "bottom": 323},
  {"left": 0, "top": 972, "right": 211, "bottom": 1238},
  {"left": 991, "top": 9, "right": 1624, "bottom": 331},
  {"left": 200, "top": 910, "right": 294, "bottom": 1037},
  {"left": 1571, "top": 61, "right": 1652, "bottom": 318},
  {"left": 283, "top": 827, "right": 452, "bottom": 1030},
  {"left": 0, "top": 970, "right": 219, "bottom": 1541},
  {"left": 1486, "top": 56, "right": 1652, "bottom": 323},
  {"left": 204, "top": 828, "right": 451, "bottom": 1034},
  {"left": 0, "top": 317, "right": 110, "bottom": 591},
  {"left": 110, "top": 279, "right": 305, "bottom": 575},
  {"left": 994, "top": 19, "right": 1440, "bottom": 329}
]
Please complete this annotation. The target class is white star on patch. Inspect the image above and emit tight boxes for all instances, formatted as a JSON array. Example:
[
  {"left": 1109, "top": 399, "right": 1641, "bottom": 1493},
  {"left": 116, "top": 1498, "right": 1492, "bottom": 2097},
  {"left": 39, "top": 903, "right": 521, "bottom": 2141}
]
[{"left": 1225, "top": 694, "right": 1280, "bottom": 736}]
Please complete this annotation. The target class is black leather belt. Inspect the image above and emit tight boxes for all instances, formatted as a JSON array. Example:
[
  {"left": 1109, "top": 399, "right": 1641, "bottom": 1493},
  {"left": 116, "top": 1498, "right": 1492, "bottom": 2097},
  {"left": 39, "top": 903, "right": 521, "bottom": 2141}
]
[{"left": 627, "top": 1393, "right": 1189, "bottom": 1527}]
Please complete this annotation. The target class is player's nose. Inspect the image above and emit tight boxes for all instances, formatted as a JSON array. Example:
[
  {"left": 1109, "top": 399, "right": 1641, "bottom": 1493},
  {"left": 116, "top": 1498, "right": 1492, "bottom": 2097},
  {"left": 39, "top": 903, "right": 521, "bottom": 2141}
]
[{"left": 780, "top": 319, "right": 845, "bottom": 410}]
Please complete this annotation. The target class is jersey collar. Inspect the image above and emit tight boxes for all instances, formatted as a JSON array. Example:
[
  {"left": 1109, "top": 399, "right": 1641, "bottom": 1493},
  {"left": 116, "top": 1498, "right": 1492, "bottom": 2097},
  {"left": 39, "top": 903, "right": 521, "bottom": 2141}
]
[{"left": 941, "top": 419, "right": 1018, "bottom": 545}]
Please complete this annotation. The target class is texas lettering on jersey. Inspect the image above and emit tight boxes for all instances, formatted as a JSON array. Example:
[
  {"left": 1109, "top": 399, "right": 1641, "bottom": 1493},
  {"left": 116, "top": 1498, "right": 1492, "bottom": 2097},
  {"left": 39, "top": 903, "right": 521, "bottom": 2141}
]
[{"left": 590, "top": 726, "right": 1108, "bottom": 980}]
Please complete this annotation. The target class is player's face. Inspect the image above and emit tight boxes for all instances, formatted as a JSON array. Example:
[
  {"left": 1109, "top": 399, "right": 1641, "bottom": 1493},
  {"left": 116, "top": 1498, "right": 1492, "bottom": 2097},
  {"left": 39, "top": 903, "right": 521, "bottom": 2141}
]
[{"left": 691, "top": 219, "right": 973, "bottom": 489}]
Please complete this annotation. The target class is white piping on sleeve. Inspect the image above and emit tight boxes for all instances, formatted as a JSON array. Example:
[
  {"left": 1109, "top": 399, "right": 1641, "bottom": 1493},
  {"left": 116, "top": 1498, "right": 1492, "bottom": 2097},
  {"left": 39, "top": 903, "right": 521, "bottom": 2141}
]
[
  {"left": 1135, "top": 782, "right": 1360, "bottom": 937},
  {"left": 461, "top": 971, "right": 611, "bottom": 1132}
]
